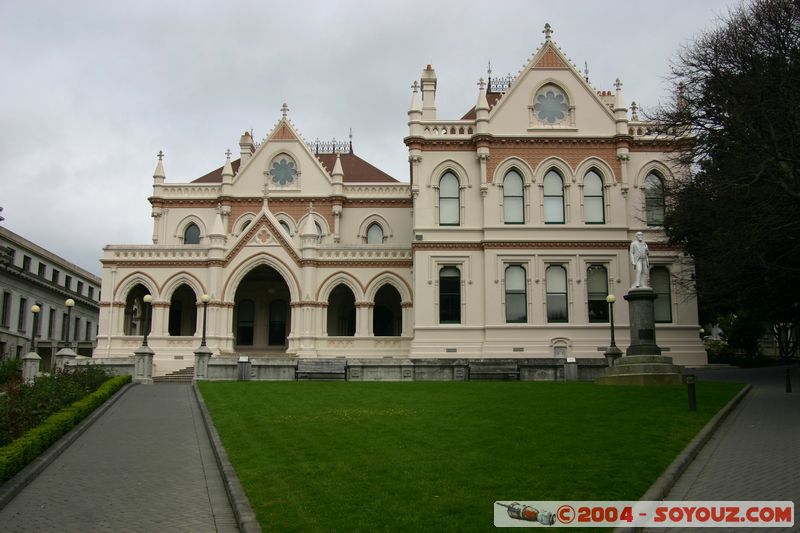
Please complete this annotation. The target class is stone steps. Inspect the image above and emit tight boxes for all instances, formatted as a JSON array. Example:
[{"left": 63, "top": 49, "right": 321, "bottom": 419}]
[{"left": 153, "top": 366, "right": 195, "bottom": 383}]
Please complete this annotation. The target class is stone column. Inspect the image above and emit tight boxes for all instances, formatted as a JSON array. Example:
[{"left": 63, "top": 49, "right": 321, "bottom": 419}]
[
  {"left": 133, "top": 345, "right": 154, "bottom": 384},
  {"left": 623, "top": 288, "right": 661, "bottom": 356},
  {"left": 22, "top": 352, "right": 41, "bottom": 383},
  {"left": 194, "top": 345, "right": 211, "bottom": 380}
]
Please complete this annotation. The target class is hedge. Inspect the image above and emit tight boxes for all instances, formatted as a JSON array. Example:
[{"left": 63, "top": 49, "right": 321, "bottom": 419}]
[{"left": 0, "top": 374, "right": 131, "bottom": 483}]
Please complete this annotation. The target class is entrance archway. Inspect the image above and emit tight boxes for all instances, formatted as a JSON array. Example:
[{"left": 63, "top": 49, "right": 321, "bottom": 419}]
[{"left": 233, "top": 265, "right": 291, "bottom": 352}]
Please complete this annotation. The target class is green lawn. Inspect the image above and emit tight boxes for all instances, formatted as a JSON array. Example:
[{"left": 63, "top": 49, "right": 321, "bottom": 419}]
[{"left": 199, "top": 381, "right": 742, "bottom": 532}]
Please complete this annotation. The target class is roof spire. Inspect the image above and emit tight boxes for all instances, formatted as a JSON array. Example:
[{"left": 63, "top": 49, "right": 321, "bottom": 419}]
[
  {"left": 281, "top": 102, "right": 289, "bottom": 119},
  {"left": 583, "top": 61, "right": 590, "bottom": 82},
  {"left": 349, "top": 128, "right": 353, "bottom": 152},
  {"left": 543, "top": 22, "right": 553, "bottom": 41},
  {"left": 153, "top": 150, "right": 166, "bottom": 182}
]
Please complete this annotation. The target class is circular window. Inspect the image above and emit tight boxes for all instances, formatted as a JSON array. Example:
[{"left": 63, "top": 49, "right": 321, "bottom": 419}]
[
  {"left": 534, "top": 85, "right": 569, "bottom": 124},
  {"left": 269, "top": 155, "right": 297, "bottom": 185}
]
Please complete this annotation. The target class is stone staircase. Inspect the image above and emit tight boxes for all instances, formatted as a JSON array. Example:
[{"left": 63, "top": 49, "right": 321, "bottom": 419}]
[{"left": 153, "top": 366, "right": 195, "bottom": 383}]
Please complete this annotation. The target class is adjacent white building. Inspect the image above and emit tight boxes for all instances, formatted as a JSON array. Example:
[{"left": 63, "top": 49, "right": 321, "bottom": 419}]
[{"left": 96, "top": 27, "right": 706, "bottom": 376}]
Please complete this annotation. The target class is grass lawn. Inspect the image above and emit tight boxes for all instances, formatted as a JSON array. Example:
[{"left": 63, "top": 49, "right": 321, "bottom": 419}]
[{"left": 199, "top": 381, "right": 743, "bottom": 532}]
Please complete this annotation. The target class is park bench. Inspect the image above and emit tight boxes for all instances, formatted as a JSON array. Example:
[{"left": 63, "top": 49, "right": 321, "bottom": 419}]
[
  {"left": 296, "top": 359, "right": 347, "bottom": 381},
  {"left": 468, "top": 362, "right": 520, "bottom": 381}
]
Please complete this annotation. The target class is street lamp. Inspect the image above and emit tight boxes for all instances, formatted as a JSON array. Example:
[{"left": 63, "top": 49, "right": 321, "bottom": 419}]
[
  {"left": 65, "top": 298, "right": 75, "bottom": 348},
  {"left": 30, "top": 304, "right": 40, "bottom": 353},
  {"left": 604, "top": 294, "right": 623, "bottom": 366},
  {"left": 200, "top": 294, "right": 210, "bottom": 347},
  {"left": 142, "top": 294, "right": 153, "bottom": 346}
]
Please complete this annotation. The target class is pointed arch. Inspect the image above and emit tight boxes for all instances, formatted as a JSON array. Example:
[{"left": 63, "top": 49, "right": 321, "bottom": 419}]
[
  {"left": 231, "top": 212, "right": 257, "bottom": 236},
  {"left": 273, "top": 212, "right": 297, "bottom": 236},
  {"left": 358, "top": 214, "right": 393, "bottom": 243},
  {"left": 264, "top": 149, "right": 302, "bottom": 188},
  {"left": 634, "top": 160, "right": 674, "bottom": 189},
  {"left": 175, "top": 214, "right": 207, "bottom": 244},
  {"left": 492, "top": 156, "right": 535, "bottom": 184},
  {"left": 529, "top": 78, "right": 577, "bottom": 111},
  {"left": 114, "top": 272, "right": 159, "bottom": 302},
  {"left": 316, "top": 271, "right": 365, "bottom": 302},
  {"left": 160, "top": 272, "right": 206, "bottom": 301},
  {"left": 223, "top": 253, "right": 300, "bottom": 303},
  {"left": 426, "top": 159, "right": 471, "bottom": 189},
  {"left": 533, "top": 156, "right": 574, "bottom": 181},
  {"left": 364, "top": 271, "right": 413, "bottom": 302},
  {"left": 575, "top": 157, "right": 616, "bottom": 184}
]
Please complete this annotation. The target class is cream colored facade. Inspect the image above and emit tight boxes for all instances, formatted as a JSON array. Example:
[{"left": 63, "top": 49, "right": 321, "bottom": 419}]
[{"left": 96, "top": 29, "right": 706, "bottom": 375}]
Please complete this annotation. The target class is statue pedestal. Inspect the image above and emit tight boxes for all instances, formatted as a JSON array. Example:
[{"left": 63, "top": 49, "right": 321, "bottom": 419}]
[{"left": 596, "top": 287, "right": 683, "bottom": 386}]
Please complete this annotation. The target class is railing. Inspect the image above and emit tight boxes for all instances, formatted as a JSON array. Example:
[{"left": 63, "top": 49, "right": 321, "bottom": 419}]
[
  {"left": 420, "top": 121, "right": 476, "bottom": 138},
  {"left": 103, "top": 246, "right": 210, "bottom": 261}
]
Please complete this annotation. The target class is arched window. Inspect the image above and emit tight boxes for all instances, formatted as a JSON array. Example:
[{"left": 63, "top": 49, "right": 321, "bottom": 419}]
[
  {"left": 584, "top": 170, "right": 605, "bottom": 224},
  {"left": 545, "top": 265, "right": 568, "bottom": 323},
  {"left": 505, "top": 265, "right": 527, "bottom": 323},
  {"left": 439, "top": 267, "right": 461, "bottom": 324},
  {"left": 183, "top": 223, "right": 201, "bottom": 244},
  {"left": 240, "top": 219, "right": 252, "bottom": 233},
  {"left": 279, "top": 220, "right": 291, "bottom": 234},
  {"left": 503, "top": 170, "right": 525, "bottom": 224},
  {"left": 327, "top": 285, "right": 356, "bottom": 336},
  {"left": 533, "top": 84, "right": 569, "bottom": 125},
  {"left": 543, "top": 170, "right": 565, "bottom": 224},
  {"left": 373, "top": 284, "right": 402, "bottom": 336},
  {"left": 650, "top": 267, "right": 672, "bottom": 322},
  {"left": 439, "top": 172, "right": 460, "bottom": 226},
  {"left": 314, "top": 221, "right": 323, "bottom": 244},
  {"left": 367, "top": 223, "right": 384, "bottom": 244},
  {"left": 123, "top": 284, "right": 151, "bottom": 336},
  {"left": 235, "top": 299, "right": 254, "bottom": 345},
  {"left": 645, "top": 172, "right": 665, "bottom": 225},
  {"left": 587, "top": 265, "right": 609, "bottom": 323}
]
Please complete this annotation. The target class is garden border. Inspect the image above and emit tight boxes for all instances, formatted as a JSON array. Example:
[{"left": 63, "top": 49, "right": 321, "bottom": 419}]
[{"left": 0, "top": 381, "right": 134, "bottom": 510}]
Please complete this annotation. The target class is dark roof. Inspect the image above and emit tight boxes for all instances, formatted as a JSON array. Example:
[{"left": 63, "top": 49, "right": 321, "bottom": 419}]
[
  {"left": 191, "top": 152, "right": 398, "bottom": 184},
  {"left": 460, "top": 91, "right": 503, "bottom": 120}
]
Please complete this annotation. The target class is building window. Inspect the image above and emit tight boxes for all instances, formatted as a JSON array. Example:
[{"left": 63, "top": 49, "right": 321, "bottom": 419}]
[
  {"left": 73, "top": 317, "right": 80, "bottom": 343},
  {"left": 64, "top": 275, "right": 72, "bottom": 291},
  {"left": 184, "top": 223, "right": 201, "bottom": 244},
  {"left": 645, "top": 172, "right": 665, "bottom": 226},
  {"left": 584, "top": 170, "right": 605, "bottom": 224},
  {"left": 587, "top": 265, "right": 609, "bottom": 323},
  {"left": 1, "top": 291, "right": 10, "bottom": 328},
  {"left": 543, "top": 170, "right": 565, "bottom": 224},
  {"left": 314, "top": 222, "right": 323, "bottom": 244},
  {"left": 327, "top": 285, "right": 356, "bottom": 336},
  {"left": 533, "top": 84, "right": 569, "bottom": 125},
  {"left": 48, "top": 308, "right": 55, "bottom": 339},
  {"left": 366, "top": 223, "right": 384, "bottom": 244},
  {"left": 240, "top": 219, "right": 251, "bottom": 233},
  {"left": 77, "top": 281, "right": 84, "bottom": 295},
  {"left": 51, "top": 269, "right": 60, "bottom": 284},
  {"left": 439, "top": 267, "right": 461, "bottom": 324},
  {"left": 61, "top": 313, "right": 68, "bottom": 341},
  {"left": 505, "top": 265, "right": 527, "bottom": 323},
  {"left": 88, "top": 287, "right": 95, "bottom": 300},
  {"left": 269, "top": 154, "right": 298, "bottom": 186},
  {"left": 235, "top": 299, "right": 255, "bottom": 345},
  {"left": 37, "top": 262, "right": 46, "bottom": 277},
  {"left": 85, "top": 321, "right": 92, "bottom": 341},
  {"left": 545, "top": 265, "right": 568, "bottom": 323},
  {"left": 438, "top": 172, "right": 460, "bottom": 226},
  {"left": 651, "top": 267, "right": 672, "bottom": 323},
  {"left": 18, "top": 297, "right": 27, "bottom": 332},
  {"left": 503, "top": 170, "right": 525, "bottom": 224},
  {"left": 22, "top": 255, "right": 31, "bottom": 272},
  {"left": 279, "top": 220, "right": 291, "bottom": 234},
  {"left": 35, "top": 302, "right": 43, "bottom": 336}
]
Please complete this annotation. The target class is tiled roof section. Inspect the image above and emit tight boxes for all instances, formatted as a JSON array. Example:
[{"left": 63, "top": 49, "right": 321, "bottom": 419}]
[
  {"left": 192, "top": 159, "right": 241, "bottom": 183},
  {"left": 460, "top": 91, "right": 503, "bottom": 120},
  {"left": 315, "top": 153, "right": 398, "bottom": 183},
  {"left": 534, "top": 47, "right": 569, "bottom": 69},
  {"left": 190, "top": 153, "right": 397, "bottom": 183}
]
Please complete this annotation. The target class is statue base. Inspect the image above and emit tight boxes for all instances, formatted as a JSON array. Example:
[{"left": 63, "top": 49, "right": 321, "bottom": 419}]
[{"left": 595, "top": 355, "right": 684, "bottom": 386}]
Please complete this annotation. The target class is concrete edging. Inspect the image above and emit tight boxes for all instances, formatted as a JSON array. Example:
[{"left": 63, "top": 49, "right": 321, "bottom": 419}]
[
  {"left": 613, "top": 383, "right": 752, "bottom": 533},
  {"left": 0, "top": 382, "right": 135, "bottom": 510},
  {"left": 192, "top": 382, "right": 262, "bottom": 533}
]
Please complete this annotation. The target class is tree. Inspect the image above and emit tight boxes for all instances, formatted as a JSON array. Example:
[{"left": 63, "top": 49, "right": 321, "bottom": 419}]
[{"left": 650, "top": 0, "right": 800, "bottom": 358}]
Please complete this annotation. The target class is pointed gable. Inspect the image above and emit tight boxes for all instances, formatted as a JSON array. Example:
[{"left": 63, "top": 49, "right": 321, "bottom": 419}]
[
  {"left": 270, "top": 122, "right": 299, "bottom": 141},
  {"left": 533, "top": 47, "right": 570, "bottom": 69}
]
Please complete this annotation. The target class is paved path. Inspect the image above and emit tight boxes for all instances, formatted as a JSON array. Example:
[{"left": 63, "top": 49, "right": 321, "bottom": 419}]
[
  {"left": 0, "top": 383, "right": 238, "bottom": 532},
  {"left": 645, "top": 365, "right": 800, "bottom": 532}
]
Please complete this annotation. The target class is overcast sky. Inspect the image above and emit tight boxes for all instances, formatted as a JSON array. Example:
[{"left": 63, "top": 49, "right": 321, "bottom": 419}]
[{"left": 1, "top": 0, "right": 740, "bottom": 276}]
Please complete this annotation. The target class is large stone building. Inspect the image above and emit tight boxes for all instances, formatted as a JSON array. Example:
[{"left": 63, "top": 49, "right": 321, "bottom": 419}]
[
  {"left": 96, "top": 27, "right": 706, "bottom": 376},
  {"left": 0, "top": 226, "right": 101, "bottom": 364}
]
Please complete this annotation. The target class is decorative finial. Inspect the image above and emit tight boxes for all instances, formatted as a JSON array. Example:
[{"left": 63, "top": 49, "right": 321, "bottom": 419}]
[
  {"left": 225, "top": 148, "right": 232, "bottom": 160},
  {"left": 349, "top": 128, "right": 353, "bottom": 141},
  {"left": 543, "top": 23, "right": 553, "bottom": 40},
  {"left": 614, "top": 78, "right": 623, "bottom": 91},
  {"left": 583, "top": 61, "right": 589, "bottom": 82},
  {"left": 630, "top": 101, "right": 639, "bottom": 121},
  {"left": 411, "top": 80, "right": 419, "bottom": 93},
  {"left": 487, "top": 61, "right": 492, "bottom": 78},
  {"left": 157, "top": 150, "right": 164, "bottom": 161},
  {"left": 281, "top": 102, "right": 289, "bottom": 118},
  {"left": 478, "top": 78, "right": 486, "bottom": 90}
]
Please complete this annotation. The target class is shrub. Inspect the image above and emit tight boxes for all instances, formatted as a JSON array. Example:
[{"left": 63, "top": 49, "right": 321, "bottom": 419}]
[
  {"left": 0, "top": 358, "right": 22, "bottom": 385},
  {"left": 0, "top": 374, "right": 130, "bottom": 483}
]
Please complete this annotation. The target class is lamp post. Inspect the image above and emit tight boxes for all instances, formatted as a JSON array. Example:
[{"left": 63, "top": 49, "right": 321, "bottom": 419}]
[
  {"left": 30, "top": 304, "right": 40, "bottom": 353},
  {"left": 65, "top": 298, "right": 75, "bottom": 348},
  {"left": 604, "top": 294, "right": 623, "bottom": 366},
  {"left": 200, "top": 294, "right": 210, "bottom": 347},
  {"left": 142, "top": 294, "right": 153, "bottom": 346}
]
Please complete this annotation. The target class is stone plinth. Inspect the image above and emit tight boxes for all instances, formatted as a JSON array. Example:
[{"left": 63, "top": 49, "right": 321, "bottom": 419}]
[
  {"left": 55, "top": 347, "right": 77, "bottom": 371},
  {"left": 22, "top": 352, "right": 41, "bottom": 383},
  {"left": 595, "top": 355, "right": 684, "bottom": 386},
  {"left": 624, "top": 288, "right": 662, "bottom": 356},
  {"left": 193, "top": 345, "right": 212, "bottom": 381},
  {"left": 133, "top": 345, "right": 154, "bottom": 384}
]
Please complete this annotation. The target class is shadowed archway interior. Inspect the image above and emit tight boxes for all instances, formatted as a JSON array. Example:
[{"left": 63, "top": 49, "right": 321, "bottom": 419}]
[{"left": 233, "top": 265, "right": 291, "bottom": 352}]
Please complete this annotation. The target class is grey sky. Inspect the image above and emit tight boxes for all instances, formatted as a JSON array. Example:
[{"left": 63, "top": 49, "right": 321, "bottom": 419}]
[{"left": 1, "top": 0, "right": 739, "bottom": 276}]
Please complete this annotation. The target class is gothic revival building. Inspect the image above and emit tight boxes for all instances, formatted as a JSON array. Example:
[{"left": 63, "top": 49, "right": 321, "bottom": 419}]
[{"left": 97, "top": 27, "right": 706, "bottom": 375}]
